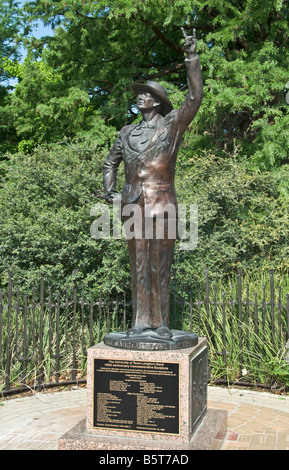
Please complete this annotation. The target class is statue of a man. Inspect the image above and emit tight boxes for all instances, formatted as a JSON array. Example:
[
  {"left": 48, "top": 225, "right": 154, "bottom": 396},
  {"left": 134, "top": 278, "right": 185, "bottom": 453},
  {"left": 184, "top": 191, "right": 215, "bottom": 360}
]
[{"left": 102, "top": 28, "right": 203, "bottom": 340}]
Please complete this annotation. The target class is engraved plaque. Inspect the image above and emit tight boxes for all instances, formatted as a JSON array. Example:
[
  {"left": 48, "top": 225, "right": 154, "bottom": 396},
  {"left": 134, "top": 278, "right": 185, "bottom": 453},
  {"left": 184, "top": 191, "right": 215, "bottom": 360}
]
[
  {"left": 93, "top": 359, "right": 179, "bottom": 434},
  {"left": 191, "top": 347, "right": 208, "bottom": 433}
]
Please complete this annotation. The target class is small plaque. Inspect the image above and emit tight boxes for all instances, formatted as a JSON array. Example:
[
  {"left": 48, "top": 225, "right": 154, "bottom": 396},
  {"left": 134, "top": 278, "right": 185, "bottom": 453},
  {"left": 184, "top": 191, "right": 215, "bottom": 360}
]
[
  {"left": 191, "top": 347, "right": 208, "bottom": 433},
  {"left": 93, "top": 359, "right": 179, "bottom": 435}
]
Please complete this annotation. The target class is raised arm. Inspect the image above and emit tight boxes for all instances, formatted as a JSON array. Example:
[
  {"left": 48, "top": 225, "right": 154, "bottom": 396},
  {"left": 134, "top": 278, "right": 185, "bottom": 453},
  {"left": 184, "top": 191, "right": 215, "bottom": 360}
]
[{"left": 172, "top": 28, "right": 203, "bottom": 137}]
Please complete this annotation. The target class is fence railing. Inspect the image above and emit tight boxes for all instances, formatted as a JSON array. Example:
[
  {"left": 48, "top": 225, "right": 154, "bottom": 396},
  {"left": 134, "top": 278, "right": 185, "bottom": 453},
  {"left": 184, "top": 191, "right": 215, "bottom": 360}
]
[{"left": 1, "top": 269, "right": 289, "bottom": 396}]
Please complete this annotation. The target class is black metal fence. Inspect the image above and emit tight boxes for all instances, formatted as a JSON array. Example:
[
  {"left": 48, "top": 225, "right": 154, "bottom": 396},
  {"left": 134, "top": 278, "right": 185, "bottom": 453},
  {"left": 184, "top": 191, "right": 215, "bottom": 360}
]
[{"left": 1, "top": 269, "right": 289, "bottom": 396}]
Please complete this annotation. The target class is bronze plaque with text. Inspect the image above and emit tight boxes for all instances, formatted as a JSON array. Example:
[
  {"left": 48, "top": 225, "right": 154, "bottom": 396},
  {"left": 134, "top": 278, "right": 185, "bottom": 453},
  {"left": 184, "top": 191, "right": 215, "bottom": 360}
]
[{"left": 93, "top": 359, "right": 179, "bottom": 434}]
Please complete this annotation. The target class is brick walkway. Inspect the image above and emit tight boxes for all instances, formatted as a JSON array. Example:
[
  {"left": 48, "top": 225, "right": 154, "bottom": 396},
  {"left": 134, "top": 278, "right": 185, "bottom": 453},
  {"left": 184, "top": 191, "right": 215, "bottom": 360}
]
[
  {"left": 208, "top": 386, "right": 289, "bottom": 450},
  {"left": 0, "top": 386, "right": 288, "bottom": 450},
  {"left": 0, "top": 388, "right": 86, "bottom": 450}
]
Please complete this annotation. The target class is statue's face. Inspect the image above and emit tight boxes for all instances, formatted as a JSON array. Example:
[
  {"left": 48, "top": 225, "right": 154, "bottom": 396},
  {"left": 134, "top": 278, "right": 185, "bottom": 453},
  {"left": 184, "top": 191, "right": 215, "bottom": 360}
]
[{"left": 137, "top": 91, "right": 160, "bottom": 112}]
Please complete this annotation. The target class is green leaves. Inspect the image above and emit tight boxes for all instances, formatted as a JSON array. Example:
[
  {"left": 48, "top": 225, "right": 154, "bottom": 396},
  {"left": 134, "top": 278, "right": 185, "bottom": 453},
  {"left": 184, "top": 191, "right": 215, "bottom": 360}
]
[
  {"left": 0, "top": 0, "right": 24, "bottom": 74},
  {"left": 1, "top": 0, "right": 287, "bottom": 167},
  {"left": 0, "top": 131, "right": 120, "bottom": 290},
  {"left": 174, "top": 146, "right": 289, "bottom": 283}
]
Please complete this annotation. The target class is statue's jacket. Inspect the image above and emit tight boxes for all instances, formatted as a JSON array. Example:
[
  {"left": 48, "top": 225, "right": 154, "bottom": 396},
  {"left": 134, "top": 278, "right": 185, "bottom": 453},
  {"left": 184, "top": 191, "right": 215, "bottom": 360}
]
[{"left": 103, "top": 55, "right": 203, "bottom": 219}]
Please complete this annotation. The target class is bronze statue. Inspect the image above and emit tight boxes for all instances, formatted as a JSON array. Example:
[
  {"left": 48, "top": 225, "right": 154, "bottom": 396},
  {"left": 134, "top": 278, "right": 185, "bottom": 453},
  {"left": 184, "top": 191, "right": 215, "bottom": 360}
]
[{"left": 101, "top": 28, "right": 203, "bottom": 349}]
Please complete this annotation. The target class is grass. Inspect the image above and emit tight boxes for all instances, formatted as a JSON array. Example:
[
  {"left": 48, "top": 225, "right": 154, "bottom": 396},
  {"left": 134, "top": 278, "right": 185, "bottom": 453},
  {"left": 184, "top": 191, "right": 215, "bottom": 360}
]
[
  {"left": 1, "top": 270, "right": 289, "bottom": 394},
  {"left": 0, "top": 286, "right": 131, "bottom": 394},
  {"left": 176, "top": 270, "right": 289, "bottom": 389}
]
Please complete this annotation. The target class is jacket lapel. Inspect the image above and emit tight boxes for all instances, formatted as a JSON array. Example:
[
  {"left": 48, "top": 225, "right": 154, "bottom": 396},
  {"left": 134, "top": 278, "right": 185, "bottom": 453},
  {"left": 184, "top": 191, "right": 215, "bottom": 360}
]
[{"left": 127, "top": 115, "right": 167, "bottom": 154}]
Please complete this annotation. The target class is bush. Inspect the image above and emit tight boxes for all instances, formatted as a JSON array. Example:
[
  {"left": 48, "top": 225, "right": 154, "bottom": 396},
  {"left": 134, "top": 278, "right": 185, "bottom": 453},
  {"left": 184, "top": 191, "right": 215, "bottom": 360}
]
[
  {"left": 0, "top": 128, "right": 132, "bottom": 293},
  {"left": 174, "top": 143, "right": 289, "bottom": 288},
  {"left": 1, "top": 129, "right": 289, "bottom": 296}
]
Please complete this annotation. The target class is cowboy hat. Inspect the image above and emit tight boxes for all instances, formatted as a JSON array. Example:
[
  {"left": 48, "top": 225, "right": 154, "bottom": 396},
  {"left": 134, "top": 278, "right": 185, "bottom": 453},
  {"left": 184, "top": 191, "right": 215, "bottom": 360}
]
[{"left": 131, "top": 80, "right": 173, "bottom": 117}]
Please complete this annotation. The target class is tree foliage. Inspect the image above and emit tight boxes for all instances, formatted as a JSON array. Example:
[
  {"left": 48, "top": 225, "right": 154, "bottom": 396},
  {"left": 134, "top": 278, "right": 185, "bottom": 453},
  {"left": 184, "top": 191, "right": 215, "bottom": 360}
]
[
  {"left": 0, "top": 127, "right": 131, "bottom": 292},
  {"left": 174, "top": 137, "right": 289, "bottom": 286},
  {"left": 0, "top": 0, "right": 24, "bottom": 82},
  {"left": 14, "top": 0, "right": 288, "bottom": 168},
  {"left": 0, "top": 0, "right": 27, "bottom": 154},
  {"left": 1, "top": 132, "right": 288, "bottom": 292}
]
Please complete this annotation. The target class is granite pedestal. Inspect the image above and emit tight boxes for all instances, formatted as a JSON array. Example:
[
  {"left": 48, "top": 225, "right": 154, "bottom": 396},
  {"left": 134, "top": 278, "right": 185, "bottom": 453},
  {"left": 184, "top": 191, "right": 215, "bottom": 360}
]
[{"left": 59, "top": 338, "right": 227, "bottom": 450}]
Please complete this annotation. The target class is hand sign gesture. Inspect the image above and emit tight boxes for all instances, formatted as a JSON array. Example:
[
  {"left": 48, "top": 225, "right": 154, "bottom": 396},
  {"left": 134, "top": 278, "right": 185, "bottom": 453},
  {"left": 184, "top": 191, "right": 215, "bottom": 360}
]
[{"left": 181, "top": 27, "right": 197, "bottom": 58}]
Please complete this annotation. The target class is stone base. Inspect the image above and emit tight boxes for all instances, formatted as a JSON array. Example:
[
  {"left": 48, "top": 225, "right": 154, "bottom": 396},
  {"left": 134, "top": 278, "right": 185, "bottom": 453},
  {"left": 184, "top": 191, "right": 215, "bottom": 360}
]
[
  {"left": 58, "top": 408, "right": 227, "bottom": 450},
  {"left": 86, "top": 339, "right": 208, "bottom": 442},
  {"left": 58, "top": 339, "right": 228, "bottom": 451}
]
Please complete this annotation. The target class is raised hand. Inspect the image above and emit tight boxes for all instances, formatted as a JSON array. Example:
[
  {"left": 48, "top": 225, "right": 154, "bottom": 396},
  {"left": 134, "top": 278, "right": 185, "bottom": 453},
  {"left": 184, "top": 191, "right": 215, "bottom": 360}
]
[{"left": 181, "top": 27, "right": 197, "bottom": 58}]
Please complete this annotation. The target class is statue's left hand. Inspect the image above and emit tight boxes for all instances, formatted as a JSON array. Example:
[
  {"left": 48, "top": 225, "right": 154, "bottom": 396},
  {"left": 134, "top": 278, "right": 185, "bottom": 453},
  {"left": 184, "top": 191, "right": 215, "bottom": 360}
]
[
  {"left": 93, "top": 189, "right": 121, "bottom": 204},
  {"left": 181, "top": 27, "right": 197, "bottom": 57}
]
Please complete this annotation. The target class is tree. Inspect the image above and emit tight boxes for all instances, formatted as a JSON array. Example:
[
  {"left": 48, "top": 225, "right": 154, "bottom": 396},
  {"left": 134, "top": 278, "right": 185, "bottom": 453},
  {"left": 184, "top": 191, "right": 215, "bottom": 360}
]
[
  {"left": 7, "top": 54, "right": 98, "bottom": 148},
  {"left": 0, "top": 0, "right": 26, "bottom": 155},
  {"left": 16, "top": 0, "right": 289, "bottom": 168},
  {"left": 0, "top": 0, "right": 24, "bottom": 83}
]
